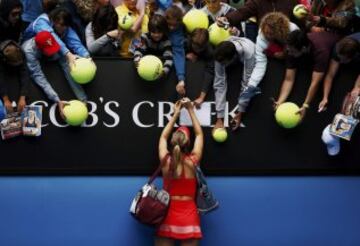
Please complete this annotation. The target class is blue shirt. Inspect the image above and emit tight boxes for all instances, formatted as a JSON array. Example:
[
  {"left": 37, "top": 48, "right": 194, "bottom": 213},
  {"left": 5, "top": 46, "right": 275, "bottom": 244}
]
[
  {"left": 169, "top": 26, "right": 186, "bottom": 82},
  {"left": 23, "top": 14, "right": 90, "bottom": 58},
  {"left": 21, "top": 0, "right": 43, "bottom": 23}
]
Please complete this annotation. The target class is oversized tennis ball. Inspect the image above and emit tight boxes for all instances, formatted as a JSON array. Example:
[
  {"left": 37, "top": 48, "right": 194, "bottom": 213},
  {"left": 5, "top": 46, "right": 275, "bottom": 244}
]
[
  {"left": 212, "top": 128, "right": 228, "bottom": 143},
  {"left": 183, "top": 9, "right": 209, "bottom": 33},
  {"left": 118, "top": 13, "right": 134, "bottom": 30},
  {"left": 293, "top": 4, "right": 309, "bottom": 19},
  {"left": 70, "top": 58, "right": 97, "bottom": 84},
  {"left": 275, "top": 102, "right": 301, "bottom": 129},
  {"left": 63, "top": 100, "right": 88, "bottom": 126},
  {"left": 208, "top": 23, "right": 231, "bottom": 46},
  {"left": 137, "top": 55, "right": 163, "bottom": 81}
]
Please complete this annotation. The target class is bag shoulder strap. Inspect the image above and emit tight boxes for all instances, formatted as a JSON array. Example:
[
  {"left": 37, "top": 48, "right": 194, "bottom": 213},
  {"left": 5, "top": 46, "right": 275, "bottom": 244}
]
[
  {"left": 187, "top": 153, "right": 199, "bottom": 166},
  {"left": 147, "top": 153, "right": 171, "bottom": 184}
]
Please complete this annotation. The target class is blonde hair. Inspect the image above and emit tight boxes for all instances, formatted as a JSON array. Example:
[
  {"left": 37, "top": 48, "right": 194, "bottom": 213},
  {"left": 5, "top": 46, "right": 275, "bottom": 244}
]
[
  {"left": 260, "top": 12, "right": 290, "bottom": 44},
  {"left": 72, "top": 0, "right": 96, "bottom": 22},
  {"left": 170, "top": 131, "right": 188, "bottom": 177}
]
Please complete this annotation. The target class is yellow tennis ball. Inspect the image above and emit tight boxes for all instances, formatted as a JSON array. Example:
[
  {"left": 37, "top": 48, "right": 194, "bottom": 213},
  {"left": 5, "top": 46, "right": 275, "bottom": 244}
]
[
  {"left": 137, "top": 55, "right": 163, "bottom": 81},
  {"left": 275, "top": 102, "right": 301, "bottom": 129},
  {"left": 293, "top": 4, "right": 309, "bottom": 19},
  {"left": 63, "top": 100, "right": 88, "bottom": 126},
  {"left": 70, "top": 58, "right": 97, "bottom": 84},
  {"left": 118, "top": 13, "right": 134, "bottom": 30},
  {"left": 212, "top": 128, "right": 228, "bottom": 143},
  {"left": 208, "top": 23, "right": 231, "bottom": 46},
  {"left": 183, "top": 9, "right": 209, "bottom": 33}
]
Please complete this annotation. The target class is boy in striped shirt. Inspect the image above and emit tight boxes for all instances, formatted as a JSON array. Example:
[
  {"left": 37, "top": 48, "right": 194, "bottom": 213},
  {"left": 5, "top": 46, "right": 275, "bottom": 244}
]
[{"left": 134, "top": 14, "right": 173, "bottom": 77}]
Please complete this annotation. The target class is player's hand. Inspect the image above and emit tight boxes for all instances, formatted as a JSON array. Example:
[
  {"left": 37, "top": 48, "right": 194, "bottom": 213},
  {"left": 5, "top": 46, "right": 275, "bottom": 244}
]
[
  {"left": 174, "top": 100, "right": 182, "bottom": 116},
  {"left": 181, "top": 97, "right": 193, "bottom": 109}
]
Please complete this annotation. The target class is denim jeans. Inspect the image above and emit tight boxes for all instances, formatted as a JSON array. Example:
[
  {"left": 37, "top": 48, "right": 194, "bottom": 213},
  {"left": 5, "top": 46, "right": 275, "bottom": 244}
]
[
  {"left": 214, "top": 61, "right": 261, "bottom": 118},
  {"left": 22, "top": 39, "right": 87, "bottom": 103}
]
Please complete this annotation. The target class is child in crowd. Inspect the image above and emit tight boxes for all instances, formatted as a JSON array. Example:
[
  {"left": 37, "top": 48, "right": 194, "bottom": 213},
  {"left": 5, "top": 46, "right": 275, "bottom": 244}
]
[
  {"left": 22, "top": 8, "right": 90, "bottom": 118},
  {"left": 201, "top": 0, "right": 241, "bottom": 36},
  {"left": 111, "top": 0, "right": 146, "bottom": 34},
  {"left": 22, "top": 8, "right": 89, "bottom": 67},
  {"left": 0, "top": 40, "right": 30, "bottom": 113},
  {"left": 201, "top": 0, "right": 235, "bottom": 23},
  {"left": 173, "top": 0, "right": 192, "bottom": 13},
  {"left": 185, "top": 28, "right": 215, "bottom": 108},
  {"left": 201, "top": 0, "right": 236, "bottom": 24},
  {"left": 21, "top": 0, "right": 58, "bottom": 27},
  {"left": 0, "top": 0, "right": 23, "bottom": 42},
  {"left": 273, "top": 30, "right": 341, "bottom": 119},
  {"left": 309, "top": 0, "right": 355, "bottom": 34},
  {"left": 220, "top": 0, "right": 298, "bottom": 42},
  {"left": 134, "top": 14, "right": 173, "bottom": 77},
  {"left": 86, "top": 5, "right": 120, "bottom": 56},
  {"left": 60, "top": 0, "right": 110, "bottom": 43},
  {"left": 319, "top": 33, "right": 360, "bottom": 111},
  {"left": 116, "top": 0, "right": 149, "bottom": 58},
  {"left": 235, "top": 12, "right": 298, "bottom": 115},
  {"left": 213, "top": 36, "right": 258, "bottom": 132},
  {"left": 165, "top": 5, "right": 186, "bottom": 96}
]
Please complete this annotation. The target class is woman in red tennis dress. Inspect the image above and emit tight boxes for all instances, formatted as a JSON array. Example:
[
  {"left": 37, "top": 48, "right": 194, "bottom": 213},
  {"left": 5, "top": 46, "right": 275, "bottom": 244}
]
[{"left": 156, "top": 98, "right": 204, "bottom": 246}]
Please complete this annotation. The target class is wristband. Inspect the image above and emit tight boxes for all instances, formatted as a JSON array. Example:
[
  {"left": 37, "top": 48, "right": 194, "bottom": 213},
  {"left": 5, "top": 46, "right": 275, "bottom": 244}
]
[{"left": 302, "top": 103, "right": 310, "bottom": 109}]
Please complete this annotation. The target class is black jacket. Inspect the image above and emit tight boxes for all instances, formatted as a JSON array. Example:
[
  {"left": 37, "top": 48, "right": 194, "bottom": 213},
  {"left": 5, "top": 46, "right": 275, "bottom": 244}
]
[
  {"left": 0, "top": 40, "right": 30, "bottom": 99},
  {"left": 0, "top": 0, "right": 23, "bottom": 42}
]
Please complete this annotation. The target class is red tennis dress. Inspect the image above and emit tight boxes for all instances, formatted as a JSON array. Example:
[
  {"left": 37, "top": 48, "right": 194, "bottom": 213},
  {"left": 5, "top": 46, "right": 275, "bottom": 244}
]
[{"left": 156, "top": 159, "right": 202, "bottom": 240}]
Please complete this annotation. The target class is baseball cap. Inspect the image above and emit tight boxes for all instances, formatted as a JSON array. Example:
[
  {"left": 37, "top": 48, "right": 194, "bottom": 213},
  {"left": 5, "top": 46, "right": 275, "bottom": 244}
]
[
  {"left": 321, "top": 124, "right": 340, "bottom": 156},
  {"left": 35, "top": 31, "right": 60, "bottom": 56}
]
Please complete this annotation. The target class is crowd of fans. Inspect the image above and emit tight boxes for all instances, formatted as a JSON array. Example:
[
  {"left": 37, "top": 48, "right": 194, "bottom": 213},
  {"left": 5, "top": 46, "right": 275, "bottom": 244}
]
[{"left": 0, "top": 0, "right": 359, "bottom": 154}]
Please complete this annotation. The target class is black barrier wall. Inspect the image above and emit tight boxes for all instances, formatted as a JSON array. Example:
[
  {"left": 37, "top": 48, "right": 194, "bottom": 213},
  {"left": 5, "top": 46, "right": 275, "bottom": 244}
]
[{"left": 0, "top": 59, "right": 359, "bottom": 175}]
